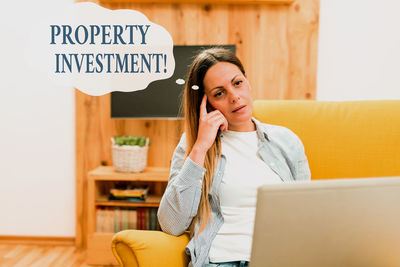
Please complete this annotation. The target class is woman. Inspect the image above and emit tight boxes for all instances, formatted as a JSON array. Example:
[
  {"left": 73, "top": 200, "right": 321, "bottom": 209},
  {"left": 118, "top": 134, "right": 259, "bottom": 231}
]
[{"left": 157, "top": 47, "right": 311, "bottom": 267}]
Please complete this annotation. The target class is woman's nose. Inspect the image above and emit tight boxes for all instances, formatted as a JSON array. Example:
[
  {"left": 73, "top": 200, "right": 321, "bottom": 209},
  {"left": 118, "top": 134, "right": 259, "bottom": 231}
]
[{"left": 230, "top": 93, "right": 240, "bottom": 103}]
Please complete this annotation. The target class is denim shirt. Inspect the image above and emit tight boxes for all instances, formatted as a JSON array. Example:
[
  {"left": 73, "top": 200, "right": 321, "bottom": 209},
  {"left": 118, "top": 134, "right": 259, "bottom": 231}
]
[{"left": 157, "top": 117, "right": 311, "bottom": 267}]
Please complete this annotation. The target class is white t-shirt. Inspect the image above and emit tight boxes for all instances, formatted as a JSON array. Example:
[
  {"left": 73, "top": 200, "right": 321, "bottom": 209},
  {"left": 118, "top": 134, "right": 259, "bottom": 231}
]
[{"left": 208, "top": 130, "right": 283, "bottom": 262}]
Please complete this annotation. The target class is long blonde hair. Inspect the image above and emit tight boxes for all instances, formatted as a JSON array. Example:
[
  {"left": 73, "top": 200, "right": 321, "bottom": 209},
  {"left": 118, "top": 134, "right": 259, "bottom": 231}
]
[{"left": 181, "top": 47, "right": 246, "bottom": 236}]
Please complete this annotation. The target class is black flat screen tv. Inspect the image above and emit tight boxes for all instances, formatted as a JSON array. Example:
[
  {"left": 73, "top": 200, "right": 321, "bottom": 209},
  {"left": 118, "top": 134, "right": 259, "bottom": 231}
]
[{"left": 111, "top": 45, "right": 236, "bottom": 119}]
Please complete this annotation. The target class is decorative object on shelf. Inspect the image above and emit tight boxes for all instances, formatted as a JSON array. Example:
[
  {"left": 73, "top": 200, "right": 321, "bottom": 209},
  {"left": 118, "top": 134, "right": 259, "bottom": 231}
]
[
  {"left": 109, "top": 185, "right": 149, "bottom": 201},
  {"left": 111, "top": 135, "right": 150, "bottom": 172}
]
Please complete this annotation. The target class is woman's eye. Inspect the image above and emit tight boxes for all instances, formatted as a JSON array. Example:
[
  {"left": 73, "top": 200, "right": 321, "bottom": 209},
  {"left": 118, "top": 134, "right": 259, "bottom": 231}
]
[
  {"left": 214, "top": 91, "right": 223, "bottom": 97},
  {"left": 234, "top": 80, "right": 243, "bottom": 86}
]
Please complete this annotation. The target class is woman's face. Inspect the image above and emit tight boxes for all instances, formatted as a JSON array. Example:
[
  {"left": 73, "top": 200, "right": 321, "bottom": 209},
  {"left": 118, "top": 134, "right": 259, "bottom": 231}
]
[{"left": 203, "top": 61, "right": 253, "bottom": 131}]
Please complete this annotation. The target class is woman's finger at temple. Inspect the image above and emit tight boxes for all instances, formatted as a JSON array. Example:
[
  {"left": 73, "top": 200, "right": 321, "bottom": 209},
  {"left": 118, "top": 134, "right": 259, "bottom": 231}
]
[{"left": 200, "top": 94, "right": 208, "bottom": 116}]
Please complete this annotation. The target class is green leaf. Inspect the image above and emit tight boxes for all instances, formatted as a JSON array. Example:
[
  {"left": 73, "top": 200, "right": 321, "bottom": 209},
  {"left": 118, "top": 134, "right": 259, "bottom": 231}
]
[{"left": 113, "top": 135, "right": 149, "bottom": 146}]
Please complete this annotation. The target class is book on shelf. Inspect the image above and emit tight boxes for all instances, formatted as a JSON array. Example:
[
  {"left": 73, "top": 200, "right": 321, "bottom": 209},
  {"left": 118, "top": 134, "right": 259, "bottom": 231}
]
[
  {"left": 114, "top": 208, "right": 120, "bottom": 233},
  {"left": 149, "top": 208, "right": 157, "bottom": 230},
  {"left": 136, "top": 208, "right": 141, "bottom": 230},
  {"left": 137, "top": 208, "right": 144, "bottom": 230},
  {"left": 128, "top": 209, "right": 137, "bottom": 229},
  {"left": 96, "top": 207, "right": 103, "bottom": 232},
  {"left": 145, "top": 208, "right": 150, "bottom": 230},
  {"left": 108, "top": 196, "right": 146, "bottom": 202},
  {"left": 96, "top": 207, "right": 160, "bottom": 233},
  {"left": 121, "top": 209, "right": 129, "bottom": 230},
  {"left": 109, "top": 186, "right": 149, "bottom": 201}
]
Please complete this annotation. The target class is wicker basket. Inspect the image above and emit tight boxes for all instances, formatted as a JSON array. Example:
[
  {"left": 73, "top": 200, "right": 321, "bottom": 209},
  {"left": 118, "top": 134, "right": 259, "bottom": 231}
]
[{"left": 111, "top": 137, "right": 149, "bottom": 173}]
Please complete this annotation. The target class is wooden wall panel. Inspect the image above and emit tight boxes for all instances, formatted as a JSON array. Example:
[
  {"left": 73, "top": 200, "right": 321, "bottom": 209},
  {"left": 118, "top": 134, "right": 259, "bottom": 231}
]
[
  {"left": 76, "top": 0, "right": 319, "bottom": 247},
  {"left": 287, "top": 1, "right": 319, "bottom": 99},
  {"left": 101, "top": 0, "right": 295, "bottom": 4}
]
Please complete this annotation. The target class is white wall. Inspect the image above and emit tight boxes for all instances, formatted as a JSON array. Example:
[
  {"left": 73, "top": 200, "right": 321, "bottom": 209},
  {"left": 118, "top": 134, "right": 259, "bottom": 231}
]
[
  {"left": 317, "top": 0, "right": 400, "bottom": 100},
  {"left": 0, "top": 0, "right": 398, "bottom": 237},
  {"left": 0, "top": 0, "right": 75, "bottom": 236}
]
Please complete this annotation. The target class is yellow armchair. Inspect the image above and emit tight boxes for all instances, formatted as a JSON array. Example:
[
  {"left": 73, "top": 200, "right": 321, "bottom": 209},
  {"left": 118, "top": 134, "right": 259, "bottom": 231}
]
[
  {"left": 111, "top": 100, "right": 400, "bottom": 266},
  {"left": 111, "top": 230, "right": 190, "bottom": 267}
]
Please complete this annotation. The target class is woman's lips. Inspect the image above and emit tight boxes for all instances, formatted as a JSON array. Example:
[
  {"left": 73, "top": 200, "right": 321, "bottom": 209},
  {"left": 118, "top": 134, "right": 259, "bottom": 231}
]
[{"left": 232, "top": 105, "right": 246, "bottom": 113}]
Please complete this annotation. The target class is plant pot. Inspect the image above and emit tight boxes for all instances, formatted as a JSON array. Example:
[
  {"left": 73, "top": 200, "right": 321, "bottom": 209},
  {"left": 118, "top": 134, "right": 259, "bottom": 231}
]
[{"left": 111, "top": 138, "right": 149, "bottom": 173}]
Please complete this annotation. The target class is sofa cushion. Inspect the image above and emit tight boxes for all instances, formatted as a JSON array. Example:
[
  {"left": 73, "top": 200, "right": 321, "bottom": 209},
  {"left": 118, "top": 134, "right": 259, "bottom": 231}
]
[{"left": 253, "top": 100, "right": 400, "bottom": 179}]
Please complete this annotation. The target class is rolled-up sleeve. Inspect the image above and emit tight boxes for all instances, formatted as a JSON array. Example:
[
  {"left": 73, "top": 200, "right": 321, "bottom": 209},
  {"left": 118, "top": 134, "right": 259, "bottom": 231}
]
[{"left": 157, "top": 133, "right": 206, "bottom": 236}]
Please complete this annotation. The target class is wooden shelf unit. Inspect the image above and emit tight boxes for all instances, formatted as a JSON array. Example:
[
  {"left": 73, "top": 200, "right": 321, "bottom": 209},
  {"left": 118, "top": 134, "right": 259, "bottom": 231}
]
[{"left": 86, "top": 166, "right": 169, "bottom": 265}]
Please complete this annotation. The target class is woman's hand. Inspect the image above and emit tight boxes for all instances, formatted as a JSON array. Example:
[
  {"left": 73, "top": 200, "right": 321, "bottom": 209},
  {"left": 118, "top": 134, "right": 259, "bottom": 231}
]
[
  {"left": 189, "top": 94, "right": 228, "bottom": 167},
  {"left": 196, "top": 94, "right": 228, "bottom": 151}
]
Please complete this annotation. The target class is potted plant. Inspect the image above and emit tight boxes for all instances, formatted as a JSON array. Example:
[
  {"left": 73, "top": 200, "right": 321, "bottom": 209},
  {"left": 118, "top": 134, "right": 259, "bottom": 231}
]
[{"left": 111, "top": 135, "right": 150, "bottom": 173}]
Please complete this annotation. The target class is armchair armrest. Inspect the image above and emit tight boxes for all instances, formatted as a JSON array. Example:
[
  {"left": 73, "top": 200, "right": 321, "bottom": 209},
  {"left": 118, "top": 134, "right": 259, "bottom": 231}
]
[{"left": 111, "top": 230, "right": 190, "bottom": 267}]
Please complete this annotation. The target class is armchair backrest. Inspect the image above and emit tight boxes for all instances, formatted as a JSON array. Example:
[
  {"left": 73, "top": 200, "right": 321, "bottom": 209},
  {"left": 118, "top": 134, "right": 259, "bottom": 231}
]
[{"left": 253, "top": 100, "right": 400, "bottom": 179}]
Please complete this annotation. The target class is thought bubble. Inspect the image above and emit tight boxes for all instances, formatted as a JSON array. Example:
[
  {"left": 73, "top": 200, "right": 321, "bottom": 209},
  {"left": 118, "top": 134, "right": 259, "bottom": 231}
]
[
  {"left": 176, "top": 78, "right": 185, "bottom": 85},
  {"left": 27, "top": 2, "right": 174, "bottom": 96}
]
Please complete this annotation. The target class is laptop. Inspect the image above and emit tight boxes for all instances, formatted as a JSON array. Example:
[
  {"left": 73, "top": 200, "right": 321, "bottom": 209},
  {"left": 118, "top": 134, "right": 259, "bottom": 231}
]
[{"left": 250, "top": 177, "right": 400, "bottom": 267}]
